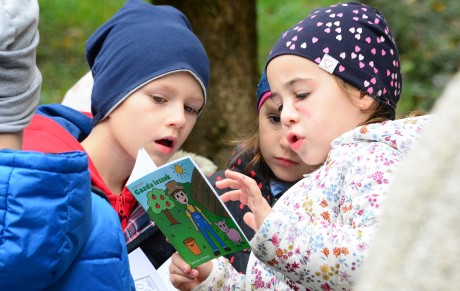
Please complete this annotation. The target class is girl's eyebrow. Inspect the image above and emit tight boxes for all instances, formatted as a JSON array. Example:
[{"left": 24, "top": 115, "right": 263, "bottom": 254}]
[
  {"left": 263, "top": 101, "right": 278, "bottom": 111},
  {"left": 270, "top": 91, "right": 279, "bottom": 99},
  {"left": 288, "top": 77, "right": 312, "bottom": 86}
]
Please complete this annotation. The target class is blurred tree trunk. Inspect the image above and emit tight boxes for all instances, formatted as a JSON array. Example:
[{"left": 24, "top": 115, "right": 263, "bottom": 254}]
[{"left": 153, "top": 0, "right": 258, "bottom": 169}]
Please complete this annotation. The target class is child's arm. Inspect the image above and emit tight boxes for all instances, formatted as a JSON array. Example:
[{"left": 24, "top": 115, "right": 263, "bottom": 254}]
[{"left": 0, "top": 151, "right": 92, "bottom": 289}]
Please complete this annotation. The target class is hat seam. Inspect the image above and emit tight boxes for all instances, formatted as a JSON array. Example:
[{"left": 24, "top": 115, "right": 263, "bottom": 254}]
[{"left": 99, "top": 69, "right": 207, "bottom": 123}]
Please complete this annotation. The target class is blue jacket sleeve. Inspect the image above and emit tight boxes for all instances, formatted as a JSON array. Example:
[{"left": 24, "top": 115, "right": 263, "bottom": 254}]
[{"left": 0, "top": 150, "right": 91, "bottom": 290}]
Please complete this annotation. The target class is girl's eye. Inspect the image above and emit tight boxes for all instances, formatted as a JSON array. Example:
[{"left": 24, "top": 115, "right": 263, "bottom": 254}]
[
  {"left": 267, "top": 114, "right": 282, "bottom": 129},
  {"left": 184, "top": 105, "right": 198, "bottom": 115},
  {"left": 296, "top": 93, "right": 310, "bottom": 100},
  {"left": 268, "top": 114, "right": 281, "bottom": 124},
  {"left": 151, "top": 95, "right": 166, "bottom": 103}
]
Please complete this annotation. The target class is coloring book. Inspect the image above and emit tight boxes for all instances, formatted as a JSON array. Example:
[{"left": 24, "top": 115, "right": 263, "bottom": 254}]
[{"left": 126, "top": 148, "right": 250, "bottom": 268}]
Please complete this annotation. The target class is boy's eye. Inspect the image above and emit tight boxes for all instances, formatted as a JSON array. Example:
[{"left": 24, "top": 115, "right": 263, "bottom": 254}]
[
  {"left": 184, "top": 105, "right": 198, "bottom": 115},
  {"left": 151, "top": 95, "right": 166, "bottom": 103}
]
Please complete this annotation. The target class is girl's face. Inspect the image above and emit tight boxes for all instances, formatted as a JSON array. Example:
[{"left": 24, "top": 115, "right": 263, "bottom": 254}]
[
  {"left": 258, "top": 97, "right": 312, "bottom": 182},
  {"left": 267, "top": 55, "right": 373, "bottom": 165},
  {"left": 106, "top": 71, "right": 204, "bottom": 166}
]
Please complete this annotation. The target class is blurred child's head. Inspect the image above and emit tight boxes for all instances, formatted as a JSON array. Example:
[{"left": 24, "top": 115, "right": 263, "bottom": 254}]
[
  {"left": 0, "top": 0, "right": 41, "bottom": 135},
  {"left": 266, "top": 2, "right": 401, "bottom": 121},
  {"left": 265, "top": 2, "right": 401, "bottom": 165},
  {"left": 86, "top": 0, "right": 210, "bottom": 126}
]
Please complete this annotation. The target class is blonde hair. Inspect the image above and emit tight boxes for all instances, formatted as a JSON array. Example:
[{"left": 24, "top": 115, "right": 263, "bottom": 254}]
[{"left": 226, "top": 122, "right": 264, "bottom": 175}]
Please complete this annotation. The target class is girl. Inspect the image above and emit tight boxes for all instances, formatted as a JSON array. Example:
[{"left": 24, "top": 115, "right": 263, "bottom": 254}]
[
  {"left": 169, "top": 2, "right": 429, "bottom": 290},
  {"left": 3, "top": 0, "right": 210, "bottom": 289},
  {"left": 208, "top": 71, "right": 316, "bottom": 273}
]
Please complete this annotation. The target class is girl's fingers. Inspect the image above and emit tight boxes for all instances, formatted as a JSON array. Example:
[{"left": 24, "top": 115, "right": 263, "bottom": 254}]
[
  {"left": 169, "top": 253, "right": 191, "bottom": 275},
  {"left": 223, "top": 169, "right": 246, "bottom": 179},
  {"left": 221, "top": 190, "right": 249, "bottom": 205},
  {"left": 170, "top": 272, "right": 196, "bottom": 286},
  {"left": 169, "top": 253, "right": 200, "bottom": 290},
  {"left": 243, "top": 212, "right": 257, "bottom": 231},
  {"left": 215, "top": 178, "right": 242, "bottom": 190},
  {"left": 218, "top": 169, "right": 272, "bottom": 231}
]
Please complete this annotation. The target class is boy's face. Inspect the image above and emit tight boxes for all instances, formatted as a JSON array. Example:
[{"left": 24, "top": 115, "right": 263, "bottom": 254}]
[
  {"left": 268, "top": 55, "right": 373, "bottom": 165},
  {"left": 106, "top": 71, "right": 204, "bottom": 166},
  {"left": 258, "top": 98, "right": 312, "bottom": 182}
]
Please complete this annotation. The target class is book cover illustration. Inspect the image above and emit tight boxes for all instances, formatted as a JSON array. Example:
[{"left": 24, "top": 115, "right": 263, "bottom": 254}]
[{"left": 126, "top": 150, "right": 250, "bottom": 268}]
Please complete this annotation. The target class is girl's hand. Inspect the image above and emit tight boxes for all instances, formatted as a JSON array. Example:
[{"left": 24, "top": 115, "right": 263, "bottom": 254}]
[
  {"left": 169, "top": 252, "right": 213, "bottom": 291},
  {"left": 216, "top": 169, "right": 272, "bottom": 232}
]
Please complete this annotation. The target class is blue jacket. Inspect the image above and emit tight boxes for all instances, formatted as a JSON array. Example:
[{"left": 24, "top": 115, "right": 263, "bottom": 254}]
[{"left": 0, "top": 123, "right": 134, "bottom": 288}]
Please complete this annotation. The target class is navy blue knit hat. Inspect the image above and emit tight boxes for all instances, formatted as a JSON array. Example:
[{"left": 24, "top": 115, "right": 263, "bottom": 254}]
[
  {"left": 86, "top": 0, "right": 210, "bottom": 125},
  {"left": 256, "top": 71, "right": 271, "bottom": 112},
  {"left": 266, "top": 2, "right": 401, "bottom": 117}
]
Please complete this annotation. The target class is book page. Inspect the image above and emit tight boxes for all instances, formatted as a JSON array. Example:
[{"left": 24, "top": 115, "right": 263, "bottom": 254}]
[
  {"left": 128, "top": 248, "right": 175, "bottom": 291},
  {"left": 126, "top": 148, "right": 157, "bottom": 185}
]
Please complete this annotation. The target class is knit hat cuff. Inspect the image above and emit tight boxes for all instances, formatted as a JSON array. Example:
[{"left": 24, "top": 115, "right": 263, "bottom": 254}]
[
  {"left": 257, "top": 91, "right": 272, "bottom": 112},
  {"left": 103, "top": 69, "right": 207, "bottom": 120}
]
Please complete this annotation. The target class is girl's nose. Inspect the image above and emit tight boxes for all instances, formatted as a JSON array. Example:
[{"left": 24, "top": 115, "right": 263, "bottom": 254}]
[{"left": 280, "top": 101, "right": 298, "bottom": 126}]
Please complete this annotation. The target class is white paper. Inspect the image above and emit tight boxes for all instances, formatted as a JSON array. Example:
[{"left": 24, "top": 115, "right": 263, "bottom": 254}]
[
  {"left": 126, "top": 148, "right": 158, "bottom": 185},
  {"left": 128, "top": 248, "right": 176, "bottom": 291},
  {"left": 158, "top": 256, "right": 175, "bottom": 291}
]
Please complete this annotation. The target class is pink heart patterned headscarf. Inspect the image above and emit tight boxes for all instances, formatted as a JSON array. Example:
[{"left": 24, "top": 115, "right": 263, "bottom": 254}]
[{"left": 266, "top": 2, "right": 401, "bottom": 117}]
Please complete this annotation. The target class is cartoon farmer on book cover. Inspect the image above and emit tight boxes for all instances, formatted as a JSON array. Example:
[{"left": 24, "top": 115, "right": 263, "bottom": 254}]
[{"left": 166, "top": 180, "right": 231, "bottom": 256}]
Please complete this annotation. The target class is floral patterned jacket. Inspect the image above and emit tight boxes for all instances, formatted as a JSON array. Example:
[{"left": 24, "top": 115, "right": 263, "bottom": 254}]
[{"left": 194, "top": 115, "right": 430, "bottom": 291}]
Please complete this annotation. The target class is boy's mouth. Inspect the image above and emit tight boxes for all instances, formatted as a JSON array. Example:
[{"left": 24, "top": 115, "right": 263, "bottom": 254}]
[{"left": 156, "top": 138, "right": 174, "bottom": 148}]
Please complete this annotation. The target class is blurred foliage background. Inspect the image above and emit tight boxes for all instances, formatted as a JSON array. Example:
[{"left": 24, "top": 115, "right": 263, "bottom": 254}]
[
  {"left": 38, "top": 0, "right": 460, "bottom": 117},
  {"left": 38, "top": 0, "right": 123, "bottom": 103}
]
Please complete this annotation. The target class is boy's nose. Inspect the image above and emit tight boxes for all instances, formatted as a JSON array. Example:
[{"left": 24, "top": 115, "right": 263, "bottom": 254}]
[{"left": 168, "top": 106, "right": 187, "bottom": 129}]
